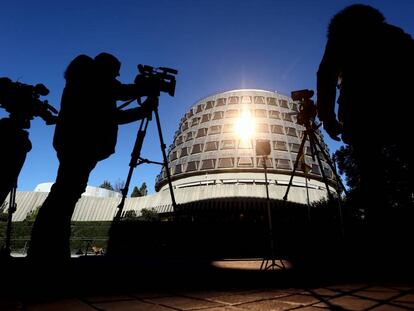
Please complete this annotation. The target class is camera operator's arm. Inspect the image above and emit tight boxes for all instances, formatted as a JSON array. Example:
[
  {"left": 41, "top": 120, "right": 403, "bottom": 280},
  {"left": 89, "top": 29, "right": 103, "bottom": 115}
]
[
  {"left": 316, "top": 39, "right": 342, "bottom": 141},
  {"left": 116, "top": 97, "right": 156, "bottom": 125}
]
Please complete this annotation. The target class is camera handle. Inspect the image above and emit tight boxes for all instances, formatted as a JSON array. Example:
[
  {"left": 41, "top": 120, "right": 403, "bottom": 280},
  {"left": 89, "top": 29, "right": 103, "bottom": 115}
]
[{"left": 114, "top": 96, "right": 177, "bottom": 221}]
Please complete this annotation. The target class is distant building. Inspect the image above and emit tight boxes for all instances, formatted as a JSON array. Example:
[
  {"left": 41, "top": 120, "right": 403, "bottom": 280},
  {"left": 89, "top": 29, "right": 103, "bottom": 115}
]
[{"left": 9, "top": 89, "right": 337, "bottom": 221}]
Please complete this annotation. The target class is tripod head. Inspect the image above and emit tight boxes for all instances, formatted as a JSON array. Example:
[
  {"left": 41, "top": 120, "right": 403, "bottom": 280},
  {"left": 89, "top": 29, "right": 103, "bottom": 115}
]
[{"left": 291, "top": 89, "right": 317, "bottom": 127}]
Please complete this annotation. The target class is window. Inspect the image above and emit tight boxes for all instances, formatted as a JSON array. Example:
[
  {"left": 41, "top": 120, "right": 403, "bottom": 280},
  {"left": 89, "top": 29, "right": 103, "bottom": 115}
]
[
  {"left": 271, "top": 125, "right": 284, "bottom": 134},
  {"left": 186, "top": 132, "right": 194, "bottom": 141},
  {"left": 181, "top": 122, "right": 188, "bottom": 131},
  {"left": 256, "top": 123, "right": 269, "bottom": 133},
  {"left": 191, "top": 117, "right": 200, "bottom": 127},
  {"left": 278, "top": 99, "right": 289, "bottom": 108},
  {"left": 238, "top": 139, "right": 252, "bottom": 149},
  {"left": 269, "top": 110, "right": 280, "bottom": 119},
  {"left": 323, "top": 167, "right": 333, "bottom": 179},
  {"left": 290, "top": 143, "right": 300, "bottom": 153},
  {"left": 291, "top": 103, "right": 299, "bottom": 112},
  {"left": 257, "top": 157, "right": 273, "bottom": 168},
  {"left": 286, "top": 127, "right": 297, "bottom": 137},
  {"left": 174, "top": 164, "right": 182, "bottom": 175},
  {"left": 191, "top": 144, "right": 203, "bottom": 154},
  {"left": 175, "top": 136, "right": 183, "bottom": 146},
  {"left": 201, "top": 159, "right": 216, "bottom": 170},
  {"left": 254, "top": 96, "right": 265, "bottom": 104},
  {"left": 209, "top": 125, "right": 222, "bottom": 135},
  {"left": 201, "top": 114, "right": 210, "bottom": 123},
  {"left": 228, "top": 96, "right": 239, "bottom": 105},
  {"left": 241, "top": 96, "right": 251, "bottom": 104},
  {"left": 218, "top": 157, "right": 234, "bottom": 168},
  {"left": 196, "top": 128, "right": 208, "bottom": 138},
  {"left": 186, "top": 110, "right": 194, "bottom": 118},
  {"left": 274, "top": 141, "right": 288, "bottom": 151},
  {"left": 180, "top": 147, "right": 188, "bottom": 157},
  {"left": 267, "top": 97, "right": 277, "bottom": 106},
  {"left": 225, "top": 109, "right": 239, "bottom": 118},
  {"left": 305, "top": 146, "right": 313, "bottom": 156},
  {"left": 221, "top": 140, "right": 236, "bottom": 149},
  {"left": 311, "top": 164, "right": 320, "bottom": 175},
  {"left": 169, "top": 151, "right": 177, "bottom": 161},
  {"left": 204, "top": 141, "right": 218, "bottom": 151},
  {"left": 255, "top": 109, "right": 267, "bottom": 118},
  {"left": 205, "top": 100, "right": 215, "bottom": 110},
  {"left": 212, "top": 111, "right": 224, "bottom": 120},
  {"left": 237, "top": 157, "right": 253, "bottom": 167},
  {"left": 186, "top": 161, "right": 199, "bottom": 172},
  {"left": 223, "top": 123, "right": 234, "bottom": 133},
  {"left": 276, "top": 159, "right": 291, "bottom": 170},
  {"left": 282, "top": 113, "right": 293, "bottom": 122},
  {"left": 216, "top": 98, "right": 226, "bottom": 106},
  {"left": 196, "top": 104, "right": 204, "bottom": 113}
]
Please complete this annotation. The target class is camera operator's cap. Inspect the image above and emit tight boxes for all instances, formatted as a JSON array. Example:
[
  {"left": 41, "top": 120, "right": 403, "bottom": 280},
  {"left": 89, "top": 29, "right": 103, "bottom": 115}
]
[{"left": 95, "top": 52, "right": 121, "bottom": 77}]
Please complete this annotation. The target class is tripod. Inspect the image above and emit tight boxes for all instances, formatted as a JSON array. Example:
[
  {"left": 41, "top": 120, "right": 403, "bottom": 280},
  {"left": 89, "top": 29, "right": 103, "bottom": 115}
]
[
  {"left": 0, "top": 118, "right": 32, "bottom": 257},
  {"left": 114, "top": 96, "right": 177, "bottom": 221},
  {"left": 282, "top": 110, "right": 347, "bottom": 236}
]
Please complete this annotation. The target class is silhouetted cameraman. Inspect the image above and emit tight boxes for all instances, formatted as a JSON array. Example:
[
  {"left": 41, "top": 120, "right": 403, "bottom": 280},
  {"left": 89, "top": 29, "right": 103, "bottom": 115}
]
[
  {"left": 28, "top": 53, "right": 155, "bottom": 260},
  {"left": 317, "top": 5, "right": 413, "bottom": 241}
]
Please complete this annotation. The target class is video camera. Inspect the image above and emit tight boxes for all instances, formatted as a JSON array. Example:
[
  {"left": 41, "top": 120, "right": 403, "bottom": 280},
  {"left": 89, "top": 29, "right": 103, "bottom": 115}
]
[
  {"left": 0, "top": 77, "right": 58, "bottom": 128},
  {"left": 291, "top": 89, "right": 317, "bottom": 126},
  {"left": 135, "top": 64, "right": 178, "bottom": 97}
]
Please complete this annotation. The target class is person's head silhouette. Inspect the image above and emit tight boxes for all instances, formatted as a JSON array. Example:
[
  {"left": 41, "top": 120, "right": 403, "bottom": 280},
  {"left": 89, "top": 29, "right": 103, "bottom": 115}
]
[
  {"left": 64, "top": 54, "right": 94, "bottom": 83},
  {"left": 94, "top": 52, "right": 121, "bottom": 78},
  {"left": 328, "top": 4, "right": 385, "bottom": 38}
]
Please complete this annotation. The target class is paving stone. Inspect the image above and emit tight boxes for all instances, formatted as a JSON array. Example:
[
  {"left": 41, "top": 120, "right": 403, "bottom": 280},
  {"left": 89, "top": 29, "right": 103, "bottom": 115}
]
[
  {"left": 304, "top": 288, "right": 339, "bottom": 297},
  {"left": 25, "top": 299, "right": 96, "bottom": 311},
  {"left": 391, "top": 294, "right": 414, "bottom": 309},
  {"left": 275, "top": 294, "right": 319, "bottom": 305},
  {"left": 315, "top": 295, "right": 377, "bottom": 310},
  {"left": 0, "top": 300, "right": 23, "bottom": 311},
  {"left": 93, "top": 300, "right": 174, "bottom": 311},
  {"left": 206, "top": 290, "right": 291, "bottom": 305},
  {"left": 354, "top": 286, "right": 400, "bottom": 300},
  {"left": 327, "top": 284, "right": 367, "bottom": 292},
  {"left": 291, "top": 307, "right": 329, "bottom": 311},
  {"left": 370, "top": 304, "right": 409, "bottom": 311},
  {"left": 238, "top": 299, "right": 298, "bottom": 311},
  {"left": 143, "top": 296, "right": 224, "bottom": 310},
  {"left": 82, "top": 294, "right": 134, "bottom": 303}
]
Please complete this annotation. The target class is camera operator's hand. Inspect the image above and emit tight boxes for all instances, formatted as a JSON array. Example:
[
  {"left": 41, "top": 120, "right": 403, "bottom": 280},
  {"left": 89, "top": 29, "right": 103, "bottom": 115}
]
[{"left": 322, "top": 118, "right": 342, "bottom": 141}]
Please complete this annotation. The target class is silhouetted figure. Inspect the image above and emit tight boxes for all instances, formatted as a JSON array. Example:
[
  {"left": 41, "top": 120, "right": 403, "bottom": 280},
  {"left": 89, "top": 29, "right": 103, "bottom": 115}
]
[
  {"left": 28, "top": 53, "right": 154, "bottom": 260},
  {"left": 317, "top": 5, "right": 413, "bottom": 240}
]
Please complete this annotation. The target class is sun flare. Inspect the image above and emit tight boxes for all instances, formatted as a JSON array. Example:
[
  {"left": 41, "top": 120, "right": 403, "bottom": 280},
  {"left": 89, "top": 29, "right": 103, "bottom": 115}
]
[{"left": 234, "top": 109, "right": 255, "bottom": 141}]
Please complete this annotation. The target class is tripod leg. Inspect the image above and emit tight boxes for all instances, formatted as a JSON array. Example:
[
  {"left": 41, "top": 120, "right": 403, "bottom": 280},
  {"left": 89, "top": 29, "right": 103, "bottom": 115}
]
[
  {"left": 153, "top": 107, "right": 178, "bottom": 213},
  {"left": 283, "top": 130, "right": 308, "bottom": 201},
  {"left": 308, "top": 133, "right": 333, "bottom": 200},
  {"left": 309, "top": 132, "right": 348, "bottom": 195},
  {"left": 114, "top": 118, "right": 149, "bottom": 221}
]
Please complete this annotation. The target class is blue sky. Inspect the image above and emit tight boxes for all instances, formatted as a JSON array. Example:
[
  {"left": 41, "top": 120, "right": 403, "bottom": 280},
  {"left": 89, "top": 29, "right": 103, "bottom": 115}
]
[{"left": 1, "top": 0, "right": 413, "bottom": 193}]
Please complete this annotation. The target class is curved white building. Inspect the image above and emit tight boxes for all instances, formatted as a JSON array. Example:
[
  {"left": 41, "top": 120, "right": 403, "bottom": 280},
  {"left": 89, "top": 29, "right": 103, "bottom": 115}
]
[
  {"left": 9, "top": 89, "right": 337, "bottom": 221},
  {"left": 156, "top": 89, "right": 335, "bottom": 198}
]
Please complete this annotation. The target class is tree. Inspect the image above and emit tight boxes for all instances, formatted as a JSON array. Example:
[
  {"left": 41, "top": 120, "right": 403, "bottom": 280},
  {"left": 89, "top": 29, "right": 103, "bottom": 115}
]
[
  {"left": 139, "top": 208, "right": 159, "bottom": 222},
  {"left": 130, "top": 186, "right": 140, "bottom": 198},
  {"left": 0, "top": 201, "right": 8, "bottom": 222},
  {"left": 139, "top": 182, "right": 148, "bottom": 197},
  {"left": 24, "top": 206, "right": 41, "bottom": 222},
  {"left": 333, "top": 145, "right": 360, "bottom": 191},
  {"left": 99, "top": 180, "right": 114, "bottom": 191},
  {"left": 130, "top": 182, "right": 148, "bottom": 197}
]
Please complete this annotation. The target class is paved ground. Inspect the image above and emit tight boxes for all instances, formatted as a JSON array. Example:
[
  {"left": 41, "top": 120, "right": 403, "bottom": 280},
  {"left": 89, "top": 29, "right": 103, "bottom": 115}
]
[{"left": 1, "top": 258, "right": 414, "bottom": 311}]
